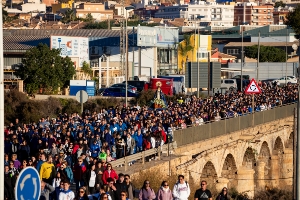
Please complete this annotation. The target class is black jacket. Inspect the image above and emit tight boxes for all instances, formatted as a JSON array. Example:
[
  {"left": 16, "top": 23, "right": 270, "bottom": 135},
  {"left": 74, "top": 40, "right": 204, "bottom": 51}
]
[{"left": 115, "top": 181, "right": 127, "bottom": 200}]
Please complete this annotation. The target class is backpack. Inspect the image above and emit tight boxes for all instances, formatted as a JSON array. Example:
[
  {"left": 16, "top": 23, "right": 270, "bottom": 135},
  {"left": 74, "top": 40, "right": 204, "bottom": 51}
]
[{"left": 143, "top": 139, "right": 151, "bottom": 150}]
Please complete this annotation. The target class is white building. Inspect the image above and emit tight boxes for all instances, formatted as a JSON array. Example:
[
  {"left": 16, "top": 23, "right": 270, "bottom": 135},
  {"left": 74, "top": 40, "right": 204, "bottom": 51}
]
[
  {"left": 155, "top": 1, "right": 235, "bottom": 26},
  {"left": 22, "top": 2, "right": 46, "bottom": 13}
]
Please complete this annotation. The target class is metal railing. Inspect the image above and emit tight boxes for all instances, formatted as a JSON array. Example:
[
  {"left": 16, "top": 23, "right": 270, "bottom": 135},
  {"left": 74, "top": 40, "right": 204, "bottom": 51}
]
[
  {"left": 173, "top": 103, "right": 296, "bottom": 147},
  {"left": 110, "top": 142, "right": 177, "bottom": 170}
]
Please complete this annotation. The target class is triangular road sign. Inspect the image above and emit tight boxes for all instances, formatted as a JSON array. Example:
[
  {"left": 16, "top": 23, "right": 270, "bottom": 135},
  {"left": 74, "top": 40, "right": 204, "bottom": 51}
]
[{"left": 245, "top": 79, "right": 262, "bottom": 94}]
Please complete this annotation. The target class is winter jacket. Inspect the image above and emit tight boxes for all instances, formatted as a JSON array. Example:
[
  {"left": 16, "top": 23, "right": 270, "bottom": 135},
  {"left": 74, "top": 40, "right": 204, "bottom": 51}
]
[
  {"left": 172, "top": 182, "right": 190, "bottom": 200},
  {"left": 64, "top": 166, "right": 74, "bottom": 183},
  {"left": 36, "top": 160, "right": 46, "bottom": 173},
  {"left": 40, "top": 183, "right": 55, "bottom": 200},
  {"left": 139, "top": 188, "right": 156, "bottom": 200},
  {"left": 90, "top": 143, "right": 100, "bottom": 158},
  {"left": 74, "top": 163, "right": 87, "bottom": 181},
  {"left": 40, "top": 162, "right": 56, "bottom": 180},
  {"left": 157, "top": 187, "right": 172, "bottom": 200},
  {"left": 102, "top": 169, "right": 118, "bottom": 185}
]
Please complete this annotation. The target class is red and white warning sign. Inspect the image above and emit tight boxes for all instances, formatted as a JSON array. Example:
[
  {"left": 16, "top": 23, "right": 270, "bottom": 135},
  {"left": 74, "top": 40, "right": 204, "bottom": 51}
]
[{"left": 245, "top": 79, "right": 262, "bottom": 94}]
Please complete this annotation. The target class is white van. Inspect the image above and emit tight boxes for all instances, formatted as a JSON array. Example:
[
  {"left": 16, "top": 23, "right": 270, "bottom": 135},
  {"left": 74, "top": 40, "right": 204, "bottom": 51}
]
[{"left": 221, "top": 79, "right": 237, "bottom": 90}]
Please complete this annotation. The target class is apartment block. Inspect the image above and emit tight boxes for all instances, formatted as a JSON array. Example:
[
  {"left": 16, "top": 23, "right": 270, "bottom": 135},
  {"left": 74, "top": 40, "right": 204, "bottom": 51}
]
[
  {"left": 74, "top": 3, "right": 114, "bottom": 20},
  {"left": 155, "top": 2, "right": 235, "bottom": 26},
  {"left": 234, "top": 2, "right": 274, "bottom": 26}
]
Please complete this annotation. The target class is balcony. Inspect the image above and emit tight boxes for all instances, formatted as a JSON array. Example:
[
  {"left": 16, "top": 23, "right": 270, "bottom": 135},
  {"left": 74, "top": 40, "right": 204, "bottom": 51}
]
[{"left": 211, "top": 18, "right": 222, "bottom": 21}]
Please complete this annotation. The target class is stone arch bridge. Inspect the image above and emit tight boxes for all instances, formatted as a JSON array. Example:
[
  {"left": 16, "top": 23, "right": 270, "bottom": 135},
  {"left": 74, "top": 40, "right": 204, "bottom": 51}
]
[{"left": 171, "top": 104, "right": 295, "bottom": 197}]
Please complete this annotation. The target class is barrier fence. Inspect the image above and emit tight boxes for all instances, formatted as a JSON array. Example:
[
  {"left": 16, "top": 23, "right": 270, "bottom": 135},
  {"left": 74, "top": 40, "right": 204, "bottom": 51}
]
[
  {"left": 173, "top": 103, "right": 297, "bottom": 147},
  {"left": 110, "top": 103, "right": 296, "bottom": 170}
]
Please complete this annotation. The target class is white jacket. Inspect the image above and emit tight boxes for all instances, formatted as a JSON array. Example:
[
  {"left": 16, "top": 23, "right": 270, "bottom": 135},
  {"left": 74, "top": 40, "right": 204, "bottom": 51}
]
[
  {"left": 59, "top": 189, "right": 75, "bottom": 200},
  {"left": 172, "top": 182, "right": 190, "bottom": 200}
]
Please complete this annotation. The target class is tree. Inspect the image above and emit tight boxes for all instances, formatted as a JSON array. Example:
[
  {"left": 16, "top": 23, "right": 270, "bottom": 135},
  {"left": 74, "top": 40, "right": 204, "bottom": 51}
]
[
  {"left": 61, "top": 9, "right": 76, "bottom": 23},
  {"left": 274, "top": 1, "right": 286, "bottom": 8},
  {"left": 2, "top": 8, "right": 8, "bottom": 23},
  {"left": 16, "top": 43, "right": 76, "bottom": 94},
  {"left": 285, "top": 4, "right": 300, "bottom": 36},
  {"left": 244, "top": 45, "right": 286, "bottom": 62},
  {"left": 178, "top": 34, "right": 193, "bottom": 73},
  {"left": 81, "top": 61, "right": 93, "bottom": 79},
  {"left": 84, "top": 13, "right": 94, "bottom": 23}
]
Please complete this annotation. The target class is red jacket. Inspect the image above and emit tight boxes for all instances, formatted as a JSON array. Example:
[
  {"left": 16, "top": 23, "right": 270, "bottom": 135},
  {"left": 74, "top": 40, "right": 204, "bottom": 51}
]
[{"left": 102, "top": 169, "right": 118, "bottom": 184}]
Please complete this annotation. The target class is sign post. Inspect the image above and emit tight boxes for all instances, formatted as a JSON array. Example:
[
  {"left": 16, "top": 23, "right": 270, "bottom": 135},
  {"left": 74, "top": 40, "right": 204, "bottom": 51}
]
[
  {"left": 15, "top": 167, "right": 41, "bottom": 200},
  {"left": 245, "top": 79, "right": 262, "bottom": 126},
  {"left": 76, "top": 90, "right": 88, "bottom": 114}
]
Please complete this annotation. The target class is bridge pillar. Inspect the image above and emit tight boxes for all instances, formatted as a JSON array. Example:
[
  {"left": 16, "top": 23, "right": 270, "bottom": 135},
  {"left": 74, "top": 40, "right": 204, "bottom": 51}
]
[
  {"left": 270, "top": 155, "right": 279, "bottom": 188},
  {"left": 281, "top": 148, "right": 293, "bottom": 186},
  {"left": 236, "top": 168, "right": 255, "bottom": 198},
  {"left": 256, "top": 161, "right": 266, "bottom": 190},
  {"left": 216, "top": 178, "right": 229, "bottom": 192}
]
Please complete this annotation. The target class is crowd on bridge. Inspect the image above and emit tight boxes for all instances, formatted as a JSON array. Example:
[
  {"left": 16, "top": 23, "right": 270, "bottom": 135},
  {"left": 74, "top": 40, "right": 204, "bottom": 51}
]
[{"left": 4, "top": 81, "right": 297, "bottom": 199}]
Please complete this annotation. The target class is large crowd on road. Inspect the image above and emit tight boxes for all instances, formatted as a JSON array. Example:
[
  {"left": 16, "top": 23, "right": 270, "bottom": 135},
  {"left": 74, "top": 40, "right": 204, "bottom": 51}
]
[{"left": 4, "top": 81, "right": 297, "bottom": 199}]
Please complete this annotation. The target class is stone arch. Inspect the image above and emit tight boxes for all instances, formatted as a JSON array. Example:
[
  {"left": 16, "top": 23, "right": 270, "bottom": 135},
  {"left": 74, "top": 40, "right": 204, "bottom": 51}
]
[
  {"left": 257, "top": 141, "right": 272, "bottom": 189},
  {"left": 285, "top": 132, "right": 293, "bottom": 149},
  {"left": 221, "top": 154, "right": 237, "bottom": 189},
  {"left": 273, "top": 136, "right": 284, "bottom": 180},
  {"left": 201, "top": 161, "right": 218, "bottom": 188},
  {"left": 242, "top": 147, "right": 257, "bottom": 169}
]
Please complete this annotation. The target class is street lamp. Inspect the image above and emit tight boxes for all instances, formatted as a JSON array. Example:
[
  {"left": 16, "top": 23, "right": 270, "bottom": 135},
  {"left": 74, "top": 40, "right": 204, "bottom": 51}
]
[
  {"left": 195, "top": 15, "right": 204, "bottom": 98},
  {"left": 125, "top": 5, "right": 135, "bottom": 107}
]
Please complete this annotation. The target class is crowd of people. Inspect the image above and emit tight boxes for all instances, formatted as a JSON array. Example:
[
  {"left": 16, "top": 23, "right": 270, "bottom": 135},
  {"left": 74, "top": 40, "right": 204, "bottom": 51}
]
[{"left": 3, "top": 81, "right": 297, "bottom": 199}]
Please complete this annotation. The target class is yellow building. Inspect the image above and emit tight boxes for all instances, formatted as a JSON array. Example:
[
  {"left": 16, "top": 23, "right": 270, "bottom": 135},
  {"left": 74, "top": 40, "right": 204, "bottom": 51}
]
[
  {"left": 177, "top": 34, "right": 212, "bottom": 73},
  {"left": 52, "top": 0, "right": 74, "bottom": 14}
]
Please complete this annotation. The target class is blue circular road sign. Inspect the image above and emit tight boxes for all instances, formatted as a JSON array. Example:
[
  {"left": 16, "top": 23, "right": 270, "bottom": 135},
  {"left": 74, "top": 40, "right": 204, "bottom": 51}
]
[{"left": 15, "top": 167, "right": 41, "bottom": 200}]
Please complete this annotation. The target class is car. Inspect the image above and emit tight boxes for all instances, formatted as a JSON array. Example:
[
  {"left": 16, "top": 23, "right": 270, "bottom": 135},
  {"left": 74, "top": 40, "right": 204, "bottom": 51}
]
[
  {"left": 221, "top": 79, "right": 237, "bottom": 91},
  {"left": 102, "top": 87, "right": 138, "bottom": 97},
  {"left": 97, "top": 88, "right": 106, "bottom": 96},
  {"left": 110, "top": 83, "right": 137, "bottom": 93},
  {"left": 273, "top": 77, "right": 297, "bottom": 85},
  {"left": 232, "top": 75, "right": 250, "bottom": 80},
  {"left": 122, "top": 80, "right": 147, "bottom": 92}
]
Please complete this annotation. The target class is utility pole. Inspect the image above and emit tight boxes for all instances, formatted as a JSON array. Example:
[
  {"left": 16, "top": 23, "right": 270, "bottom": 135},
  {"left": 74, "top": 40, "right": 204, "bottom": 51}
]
[
  {"left": 119, "top": 0, "right": 125, "bottom": 76},
  {"left": 207, "top": 51, "right": 210, "bottom": 96},
  {"left": 241, "top": 25, "right": 244, "bottom": 91},
  {"left": 257, "top": 31, "right": 260, "bottom": 82},
  {"left": 285, "top": 26, "right": 288, "bottom": 86}
]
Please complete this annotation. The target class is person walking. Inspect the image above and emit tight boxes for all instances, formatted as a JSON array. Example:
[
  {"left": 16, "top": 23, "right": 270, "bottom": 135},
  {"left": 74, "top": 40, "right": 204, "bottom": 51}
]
[
  {"left": 40, "top": 155, "right": 56, "bottom": 185},
  {"left": 215, "top": 187, "right": 229, "bottom": 200},
  {"left": 74, "top": 156, "right": 87, "bottom": 192},
  {"left": 40, "top": 180, "right": 55, "bottom": 200},
  {"left": 172, "top": 175, "right": 190, "bottom": 200},
  {"left": 157, "top": 181, "right": 172, "bottom": 200},
  {"left": 59, "top": 181, "right": 75, "bottom": 200},
  {"left": 138, "top": 180, "right": 156, "bottom": 200},
  {"left": 194, "top": 180, "right": 212, "bottom": 200}
]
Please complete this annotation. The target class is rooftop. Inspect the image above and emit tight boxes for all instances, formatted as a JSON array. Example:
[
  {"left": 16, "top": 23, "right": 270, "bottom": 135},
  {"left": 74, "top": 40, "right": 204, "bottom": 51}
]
[{"left": 225, "top": 42, "right": 299, "bottom": 47}]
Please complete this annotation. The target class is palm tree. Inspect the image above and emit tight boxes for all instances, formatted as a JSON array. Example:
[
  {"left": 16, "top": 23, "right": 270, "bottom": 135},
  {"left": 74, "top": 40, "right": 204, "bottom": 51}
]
[
  {"left": 178, "top": 34, "right": 193, "bottom": 74},
  {"left": 62, "top": 9, "right": 76, "bottom": 23}
]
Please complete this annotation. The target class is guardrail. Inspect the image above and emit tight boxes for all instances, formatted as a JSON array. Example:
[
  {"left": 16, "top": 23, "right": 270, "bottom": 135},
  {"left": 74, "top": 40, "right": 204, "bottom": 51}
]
[
  {"left": 109, "top": 103, "right": 296, "bottom": 171},
  {"left": 173, "top": 103, "right": 297, "bottom": 147},
  {"left": 110, "top": 142, "right": 177, "bottom": 170}
]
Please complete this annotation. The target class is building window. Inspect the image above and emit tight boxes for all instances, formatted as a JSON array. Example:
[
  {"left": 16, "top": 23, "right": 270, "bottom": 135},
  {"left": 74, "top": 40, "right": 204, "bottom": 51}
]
[
  {"left": 227, "top": 49, "right": 239, "bottom": 55},
  {"left": 197, "top": 52, "right": 208, "bottom": 58}
]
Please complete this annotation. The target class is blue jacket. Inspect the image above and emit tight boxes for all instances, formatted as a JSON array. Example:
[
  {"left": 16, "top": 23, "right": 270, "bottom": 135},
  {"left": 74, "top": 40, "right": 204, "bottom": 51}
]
[
  {"left": 136, "top": 134, "right": 143, "bottom": 147},
  {"left": 104, "top": 133, "right": 113, "bottom": 146},
  {"left": 90, "top": 143, "right": 100, "bottom": 158},
  {"left": 64, "top": 166, "right": 74, "bottom": 183},
  {"left": 36, "top": 160, "right": 45, "bottom": 173}
]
